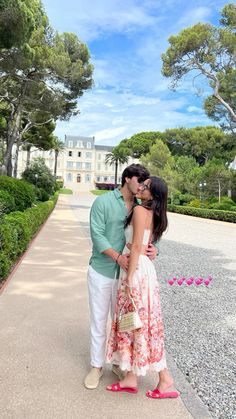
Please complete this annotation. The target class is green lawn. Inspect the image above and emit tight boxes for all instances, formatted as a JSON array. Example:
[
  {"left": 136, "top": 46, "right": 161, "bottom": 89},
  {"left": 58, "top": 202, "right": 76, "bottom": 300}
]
[
  {"left": 59, "top": 188, "right": 73, "bottom": 194},
  {"left": 90, "top": 189, "right": 109, "bottom": 195}
]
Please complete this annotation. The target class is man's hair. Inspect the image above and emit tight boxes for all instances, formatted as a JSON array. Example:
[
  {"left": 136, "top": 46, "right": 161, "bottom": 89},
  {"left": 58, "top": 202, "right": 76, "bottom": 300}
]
[{"left": 121, "top": 164, "right": 150, "bottom": 186}]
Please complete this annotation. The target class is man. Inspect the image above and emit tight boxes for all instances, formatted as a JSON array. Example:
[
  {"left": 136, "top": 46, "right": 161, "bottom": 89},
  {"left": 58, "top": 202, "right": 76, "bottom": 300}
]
[{"left": 84, "top": 164, "right": 157, "bottom": 389}]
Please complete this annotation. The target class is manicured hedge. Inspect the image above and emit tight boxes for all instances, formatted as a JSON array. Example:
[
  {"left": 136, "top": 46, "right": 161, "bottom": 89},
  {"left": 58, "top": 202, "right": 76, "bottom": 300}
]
[
  {"left": 168, "top": 204, "right": 236, "bottom": 223},
  {"left": 0, "top": 193, "right": 58, "bottom": 282}
]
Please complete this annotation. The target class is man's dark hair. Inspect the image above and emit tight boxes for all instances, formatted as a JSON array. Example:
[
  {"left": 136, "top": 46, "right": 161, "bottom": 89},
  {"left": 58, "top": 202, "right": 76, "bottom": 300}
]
[{"left": 121, "top": 164, "right": 150, "bottom": 186}]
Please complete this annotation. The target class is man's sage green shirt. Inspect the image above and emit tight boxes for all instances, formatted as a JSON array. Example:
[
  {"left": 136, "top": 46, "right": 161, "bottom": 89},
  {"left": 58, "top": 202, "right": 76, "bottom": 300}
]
[{"left": 89, "top": 188, "right": 128, "bottom": 278}]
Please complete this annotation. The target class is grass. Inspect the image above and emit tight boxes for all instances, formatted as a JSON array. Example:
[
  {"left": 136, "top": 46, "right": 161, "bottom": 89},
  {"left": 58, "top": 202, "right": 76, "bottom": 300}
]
[
  {"left": 90, "top": 189, "right": 109, "bottom": 195},
  {"left": 59, "top": 188, "right": 73, "bottom": 194}
]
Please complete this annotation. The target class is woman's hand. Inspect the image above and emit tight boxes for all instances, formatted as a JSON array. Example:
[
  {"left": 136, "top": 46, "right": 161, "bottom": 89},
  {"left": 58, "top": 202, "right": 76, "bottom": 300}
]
[{"left": 125, "top": 285, "right": 133, "bottom": 299}]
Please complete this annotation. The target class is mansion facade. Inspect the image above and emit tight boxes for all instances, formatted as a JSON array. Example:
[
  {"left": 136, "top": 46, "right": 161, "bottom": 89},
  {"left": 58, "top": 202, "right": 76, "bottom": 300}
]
[{"left": 17, "top": 135, "right": 139, "bottom": 190}]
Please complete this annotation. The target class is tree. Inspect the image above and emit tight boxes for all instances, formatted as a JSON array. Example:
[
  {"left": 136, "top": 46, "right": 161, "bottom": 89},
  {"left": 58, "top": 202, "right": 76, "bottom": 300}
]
[
  {"left": 20, "top": 118, "right": 56, "bottom": 172},
  {"left": 174, "top": 155, "right": 200, "bottom": 194},
  {"left": 0, "top": 0, "right": 43, "bottom": 49},
  {"left": 202, "top": 158, "right": 231, "bottom": 202},
  {"left": 50, "top": 137, "right": 65, "bottom": 177},
  {"left": 0, "top": 5, "right": 93, "bottom": 176},
  {"left": 22, "top": 157, "right": 56, "bottom": 195},
  {"left": 141, "top": 140, "right": 179, "bottom": 202},
  {"left": 162, "top": 3, "right": 236, "bottom": 132},
  {"left": 162, "top": 126, "right": 234, "bottom": 165},
  {"left": 105, "top": 148, "right": 129, "bottom": 187},
  {"left": 117, "top": 132, "right": 162, "bottom": 158}
]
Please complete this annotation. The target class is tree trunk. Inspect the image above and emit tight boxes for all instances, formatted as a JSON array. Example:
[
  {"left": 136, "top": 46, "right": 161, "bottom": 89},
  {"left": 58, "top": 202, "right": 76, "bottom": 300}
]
[
  {"left": 13, "top": 140, "right": 20, "bottom": 178},
  {"left": 218, "top": 179, "right": 221, "bottom": 203},
  {"left": 54, "top": 150, "right": 58, "bottom": 177},
  {"left": 4, "top": 82, "right": 26, "bottom": 177},
  {"left": 114, "top": 160, "right": 118, "bottom": 187},
  {"left": 26, "top": 146, "right": 31, "bottom": 168},
  {"left": 4, "top": 103, "right": 24, "bottom": 176}
]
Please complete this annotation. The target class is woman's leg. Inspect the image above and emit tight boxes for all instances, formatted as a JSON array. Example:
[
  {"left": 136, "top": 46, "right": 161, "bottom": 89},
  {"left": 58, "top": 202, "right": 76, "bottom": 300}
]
[
  {"left": 106, "top": 371, "right": 138, "bottom": 390},
  {"left": 120, "top": 371, "right": 138, "bottom": 388},
  {"left": 157, "top": 368, "right": 174, "bottom": 392}
]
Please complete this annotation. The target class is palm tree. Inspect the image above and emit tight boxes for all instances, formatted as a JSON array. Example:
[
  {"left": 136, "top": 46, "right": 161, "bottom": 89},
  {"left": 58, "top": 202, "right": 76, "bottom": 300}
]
[
  {"left": 105, "top": 147, "right": 129, "bottom": 187},
  {"left": 51, "top": 137, "right": 65, "bottom": 177}
]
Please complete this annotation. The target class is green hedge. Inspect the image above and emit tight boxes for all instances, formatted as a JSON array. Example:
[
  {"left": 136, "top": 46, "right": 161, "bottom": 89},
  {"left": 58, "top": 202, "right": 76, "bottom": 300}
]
[
  {"left": 0, "top": 193, "right": 58, "bottom": 282},
  {"left": 168, "top": 204, "right": 236, "bottom": 223},
  {"left": 0, "top": 190, "right": 16, "bottom": 214},
  {"left": 0, "top": 176, "right": 36, "bottom": 211}
]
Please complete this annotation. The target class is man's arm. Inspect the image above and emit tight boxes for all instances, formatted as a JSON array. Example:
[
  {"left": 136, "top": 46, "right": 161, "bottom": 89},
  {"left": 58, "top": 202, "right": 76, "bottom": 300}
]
[{"left": 90, "top": 198, "right": 129, "bottom": 271}]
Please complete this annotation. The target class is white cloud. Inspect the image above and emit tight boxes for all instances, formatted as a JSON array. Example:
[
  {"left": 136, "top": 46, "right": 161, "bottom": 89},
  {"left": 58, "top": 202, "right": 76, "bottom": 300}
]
[
  {"left": 94, "top": 127, "right": 127, "bottom": 142},
  {"left": 178, "top": 7, "right": 211, "bottom": 27}
]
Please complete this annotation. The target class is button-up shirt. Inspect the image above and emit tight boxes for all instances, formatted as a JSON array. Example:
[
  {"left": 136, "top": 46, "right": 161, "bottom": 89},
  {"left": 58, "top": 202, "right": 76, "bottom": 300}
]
[{"left": 89, "top": 188, "right": 129, "bottom": 278}]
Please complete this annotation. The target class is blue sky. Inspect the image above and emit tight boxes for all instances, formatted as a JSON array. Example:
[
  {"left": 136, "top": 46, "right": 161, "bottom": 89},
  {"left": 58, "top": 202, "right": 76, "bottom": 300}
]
[{"left": 43, "top": 0, "right": 228, "bottom": 145}]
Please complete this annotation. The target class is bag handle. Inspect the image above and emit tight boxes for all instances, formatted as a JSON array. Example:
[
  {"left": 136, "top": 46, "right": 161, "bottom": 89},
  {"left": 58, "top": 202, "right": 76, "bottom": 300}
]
[{"left": 119, "top": 295, "right": 137, "bottom": 315}]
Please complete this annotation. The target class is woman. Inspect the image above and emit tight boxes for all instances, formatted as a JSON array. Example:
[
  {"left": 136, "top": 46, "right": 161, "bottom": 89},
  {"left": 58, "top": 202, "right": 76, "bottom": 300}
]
[{"left": 106, "top": 176, "right": 179, "bottom": 399}]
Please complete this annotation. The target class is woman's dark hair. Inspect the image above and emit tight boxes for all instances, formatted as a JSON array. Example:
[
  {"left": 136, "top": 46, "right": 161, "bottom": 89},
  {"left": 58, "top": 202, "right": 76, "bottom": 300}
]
[
  {"left": 121, "top": 164, "right": 150, "bottom": 186},
  {"left": 125, "top": 176, "right": 168, "bottom": 242}
]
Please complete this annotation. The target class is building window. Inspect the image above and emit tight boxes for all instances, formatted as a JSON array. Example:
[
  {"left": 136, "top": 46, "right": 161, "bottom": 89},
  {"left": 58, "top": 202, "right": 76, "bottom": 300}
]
[
  {"left": 68, "top": 150, "right": 72, "bottom": 157},
  {"left": 85, "top": 162, "right": 91, "bottom": 170},
  {"left": 96, "top": 176, "right": 100, "bottom": 182},
  {"left": 97, "top": 163, "right": 101, "bottom": 170},
  {"left": 104, "top": 176, "right": 108, "bottom": 182},
  {"left": 77, "top": 174, "right": 81, "bottom": 183},
  {"left": 87, "top": 142, "right": 91, "bottom": 149},
  {"left": 78, "top": 151, "right": 81, "bottom": 157},
  {"left": 98, "top": 153, "right": 101, "bottom": 160},
  {"left": 67, "top": 173, "right": 72, "bottom": 182},
  {"left": 105, "top": 164, "right": 108, "bottom": 171},
  {"left": 67, "top": 161, "right": 73, "bottom": 169},
  {"left": 76, "top": 162, "right": 82, "bottom": 169},
  {"left": 68, "top": 141, "right": 73, "bottom": 148},
  {"left": 76, "top": 141, "right": 83, "bottom": 148},
  {"left": 86, "top": 152, "right": 92, "bottom": 159},
  {"left": 85, "top": 173, "right": 91, "bottom": 182}
]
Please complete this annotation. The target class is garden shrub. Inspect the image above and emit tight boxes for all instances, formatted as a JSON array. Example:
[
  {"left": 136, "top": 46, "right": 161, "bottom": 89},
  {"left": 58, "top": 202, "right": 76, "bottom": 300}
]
[
  {"left": 207, "top": 197, "right": 236, "bottom": 211},
  {"left": 0, "top": 190, "right": 16, "bottom": 214},
  {"left": 188, "top": 199, "right": 201, "bottom": 208},
  {"left": 22, "top": 158, "right": 57, "bottom": 195},
  {"left": 0, "top": 176, "right": 35, "bottom": 211}
]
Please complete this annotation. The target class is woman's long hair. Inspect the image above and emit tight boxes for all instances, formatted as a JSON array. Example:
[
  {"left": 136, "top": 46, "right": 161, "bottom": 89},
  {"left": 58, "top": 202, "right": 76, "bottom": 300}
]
[{"left": 125, "top": 176, "right": 168, "bottom": 242}]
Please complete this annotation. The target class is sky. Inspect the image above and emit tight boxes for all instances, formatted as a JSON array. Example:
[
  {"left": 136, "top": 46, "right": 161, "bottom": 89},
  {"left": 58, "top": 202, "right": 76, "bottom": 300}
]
[{"left": 43, "top": 0, "right": 228, "bottom": 146}]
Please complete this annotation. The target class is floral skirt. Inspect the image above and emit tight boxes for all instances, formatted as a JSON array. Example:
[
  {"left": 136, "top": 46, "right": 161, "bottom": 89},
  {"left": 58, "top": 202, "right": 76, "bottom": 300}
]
[{"left": 106, "top": 254, "right": 166, "bottom": 376}]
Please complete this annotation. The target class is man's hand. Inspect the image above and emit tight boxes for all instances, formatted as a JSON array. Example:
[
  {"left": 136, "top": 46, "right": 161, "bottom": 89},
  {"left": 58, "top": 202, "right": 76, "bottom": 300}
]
[
  {"left": 117, "top": 253, "right": 129, "bottom": 271},
  {"left": 146, "top": 243, "right": 158, "bottom": 260}
]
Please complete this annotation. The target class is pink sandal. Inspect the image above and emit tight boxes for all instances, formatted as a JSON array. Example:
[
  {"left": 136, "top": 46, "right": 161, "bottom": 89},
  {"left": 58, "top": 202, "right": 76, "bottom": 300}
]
[
  {"left": 146, "top": 388, "right": 179, "bottom": 399},
  {"left": 106, "top": 382, "right": 138, "bottom": 394}
]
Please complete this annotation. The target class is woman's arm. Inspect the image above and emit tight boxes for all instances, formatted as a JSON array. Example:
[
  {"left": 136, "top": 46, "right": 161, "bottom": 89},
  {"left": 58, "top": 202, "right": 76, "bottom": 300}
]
[{"left": 126, "top": 206, "right": 150, "bottom": 287}]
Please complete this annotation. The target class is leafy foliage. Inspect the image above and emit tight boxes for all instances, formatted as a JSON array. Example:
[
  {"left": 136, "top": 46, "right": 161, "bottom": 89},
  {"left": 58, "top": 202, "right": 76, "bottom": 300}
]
[
  {"left": 22, "top": 157, "right": 56, "bottom": 195},
  {"left": 162, "top": 3, "right": 236, "bottom": 131},
  {"left": 0, "top": 175, "right": 35, "bottom": 211}
]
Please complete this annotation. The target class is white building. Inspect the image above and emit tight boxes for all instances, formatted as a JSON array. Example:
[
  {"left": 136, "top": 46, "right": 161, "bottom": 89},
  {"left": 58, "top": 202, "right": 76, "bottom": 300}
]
[{"left": 17, "top": 135, "right": 139, "bottom": 191}]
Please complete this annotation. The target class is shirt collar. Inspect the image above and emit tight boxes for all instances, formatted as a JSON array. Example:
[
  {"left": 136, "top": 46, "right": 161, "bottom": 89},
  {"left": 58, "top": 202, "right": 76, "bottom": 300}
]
[
  {"left": 114, "top": 188, "right": 123, "bottom": 199},
  {"left": 114, "top": 187, "right": 138, "bottom": 204}
]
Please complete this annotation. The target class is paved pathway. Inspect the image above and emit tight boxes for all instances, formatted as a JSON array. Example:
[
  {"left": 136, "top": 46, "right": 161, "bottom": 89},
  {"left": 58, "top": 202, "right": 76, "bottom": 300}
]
[{"left": 0, "top": 192, "right": 214, "bottom": 419}]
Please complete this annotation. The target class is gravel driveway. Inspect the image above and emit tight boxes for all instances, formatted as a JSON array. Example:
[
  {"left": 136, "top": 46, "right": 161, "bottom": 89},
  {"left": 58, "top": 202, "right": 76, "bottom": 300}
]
[{"left": 156, "top": 213, "right": 236, "bottom": 419}]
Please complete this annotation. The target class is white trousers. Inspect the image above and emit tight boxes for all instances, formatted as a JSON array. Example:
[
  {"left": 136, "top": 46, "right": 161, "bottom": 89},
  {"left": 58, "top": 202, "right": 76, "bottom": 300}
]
[{"left": 87, "top": 265, "right": 118, "bottom": 368}]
